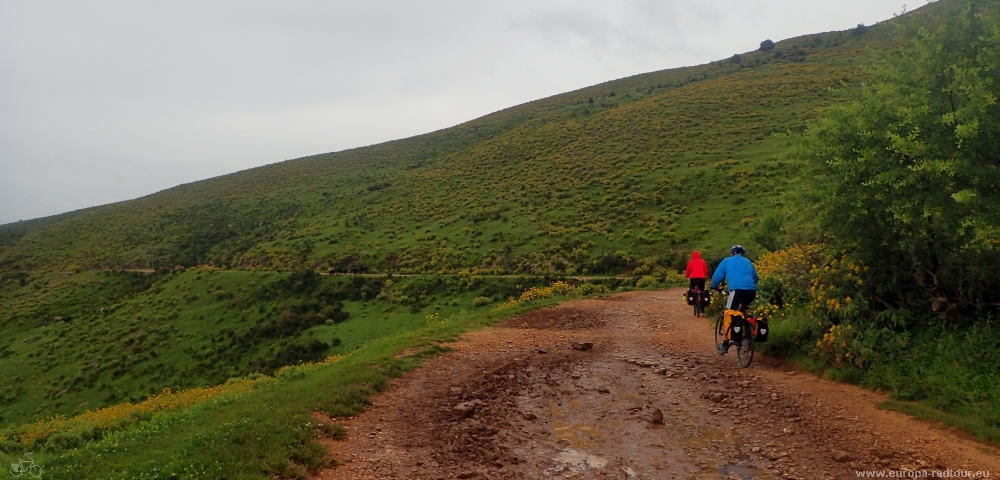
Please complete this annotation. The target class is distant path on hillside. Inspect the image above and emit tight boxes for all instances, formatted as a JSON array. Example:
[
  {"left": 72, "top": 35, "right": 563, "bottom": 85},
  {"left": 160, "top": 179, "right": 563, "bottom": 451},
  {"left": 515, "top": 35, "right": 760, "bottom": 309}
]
[
  {"left": 321, "top": 272, "right": 630, "bottom": 281},
  {"left": 312, "top": 289, "right": 1000, "bottom": 479},
  {"left": 89, "top": 268, "right": 634, "bottom": 280}
]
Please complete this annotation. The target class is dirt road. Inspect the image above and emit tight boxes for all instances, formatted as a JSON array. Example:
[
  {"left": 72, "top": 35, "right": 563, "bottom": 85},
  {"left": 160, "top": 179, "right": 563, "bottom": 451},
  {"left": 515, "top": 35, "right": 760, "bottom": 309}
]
[{"left": 312, "top": 289, "right": 1000, "bottom": 479}]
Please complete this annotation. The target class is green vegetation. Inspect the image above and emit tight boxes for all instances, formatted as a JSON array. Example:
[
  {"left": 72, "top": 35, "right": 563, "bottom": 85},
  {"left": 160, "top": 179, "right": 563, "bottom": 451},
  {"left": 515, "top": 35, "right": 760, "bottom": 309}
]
[
  {"left": 0, "top": 12, "right": 898, "bottom": 277},
  {"left": 0, "top": 283, "right": 591, "bottom": 478},
  {"left": 756, "top": 248, "right": 1000, "bottom": 442},
  {"left": 0, "top": 0, "right": 906, "bottom": 430},
  {"left": 754, "top": 0, "right": 1000, "bottom": 443},
  {"left": 2, "top": 0, "right": 999, "bottom": 476},
  {"left": 803, "top": 1, "right": 1000, "bottom": 316},
  {"left": 0, "top": 267, "right": 640, "bottom": 427}
]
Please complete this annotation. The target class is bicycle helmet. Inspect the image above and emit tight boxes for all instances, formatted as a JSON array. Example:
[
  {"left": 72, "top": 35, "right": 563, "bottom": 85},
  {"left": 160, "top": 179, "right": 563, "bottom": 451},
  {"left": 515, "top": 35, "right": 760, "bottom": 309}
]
[{"left": 730, "top": 245, "right": 746, "bottom": 256}]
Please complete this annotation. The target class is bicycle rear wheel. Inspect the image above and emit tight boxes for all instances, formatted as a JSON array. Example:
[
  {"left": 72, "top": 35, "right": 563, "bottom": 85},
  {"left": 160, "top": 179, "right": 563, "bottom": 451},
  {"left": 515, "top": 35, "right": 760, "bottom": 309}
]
[
  {"left": 694, "top": 304, "right": 701, "bottom": 317},
  {"left": 736, "top": 331, "right": 755, "bottom": 368}
]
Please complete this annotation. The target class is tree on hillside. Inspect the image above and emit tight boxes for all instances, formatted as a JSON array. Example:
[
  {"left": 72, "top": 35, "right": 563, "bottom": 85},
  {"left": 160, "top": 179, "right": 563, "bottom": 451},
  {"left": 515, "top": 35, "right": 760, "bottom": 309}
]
[
  {"left": 760, "top": 39, "right": 775, "bottom": 52},
  {"left": 804, "top": 1, "right": 1000, "bottom": 319}
]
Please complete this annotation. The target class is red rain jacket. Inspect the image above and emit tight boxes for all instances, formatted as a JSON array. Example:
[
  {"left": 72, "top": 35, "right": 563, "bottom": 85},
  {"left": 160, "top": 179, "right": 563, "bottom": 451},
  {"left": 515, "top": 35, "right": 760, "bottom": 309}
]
[{"left": 685, "top": 251, "right": 709, "bottom": 279}]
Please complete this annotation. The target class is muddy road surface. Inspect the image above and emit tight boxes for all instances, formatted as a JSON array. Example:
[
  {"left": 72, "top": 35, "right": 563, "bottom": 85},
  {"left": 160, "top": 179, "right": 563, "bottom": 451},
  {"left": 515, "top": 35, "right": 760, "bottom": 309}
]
[{"left": 313, "top": 289, "right": 1000, "bottom": 479}]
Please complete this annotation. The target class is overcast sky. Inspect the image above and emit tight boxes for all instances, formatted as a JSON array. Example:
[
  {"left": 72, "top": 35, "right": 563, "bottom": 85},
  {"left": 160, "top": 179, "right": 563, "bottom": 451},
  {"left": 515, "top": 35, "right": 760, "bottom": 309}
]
[{"left": 0, "top": 1, "right": 911, "bottom": 225}]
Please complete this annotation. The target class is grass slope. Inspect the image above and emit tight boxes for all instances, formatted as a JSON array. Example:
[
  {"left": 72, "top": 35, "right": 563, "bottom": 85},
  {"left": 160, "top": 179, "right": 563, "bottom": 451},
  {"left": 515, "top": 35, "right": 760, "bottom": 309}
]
[
  {"left": 1, "top": 299, "right": 536, "bottom": 479},
  {"left": 1, "top": 266, "right": 616, "bottom": 426},
  {"left": 1, "top": 1, "right": 986, "bottom": 475},
  {"left": 0, "top": 16, "right": 906, "bottom": 276},
  {"left": 0, "top": 0, "right": 936, "bottom": 429}
]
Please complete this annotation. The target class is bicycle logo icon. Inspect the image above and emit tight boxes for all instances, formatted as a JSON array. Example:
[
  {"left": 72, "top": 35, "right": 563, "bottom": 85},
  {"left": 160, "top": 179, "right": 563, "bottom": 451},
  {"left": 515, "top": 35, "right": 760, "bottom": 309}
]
[{"left": 9, "top": 452, "right": 42, "bottom": 479}]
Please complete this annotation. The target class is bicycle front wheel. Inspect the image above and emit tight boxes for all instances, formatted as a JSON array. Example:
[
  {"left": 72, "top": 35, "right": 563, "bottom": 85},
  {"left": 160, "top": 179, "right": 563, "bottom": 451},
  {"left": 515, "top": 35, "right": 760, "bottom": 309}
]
[
  {"left": 736, "top": 331, "right": 755, "bottom": 368},
  {"left": 714, "top": 313, "right": 726, "bottom": 354}
]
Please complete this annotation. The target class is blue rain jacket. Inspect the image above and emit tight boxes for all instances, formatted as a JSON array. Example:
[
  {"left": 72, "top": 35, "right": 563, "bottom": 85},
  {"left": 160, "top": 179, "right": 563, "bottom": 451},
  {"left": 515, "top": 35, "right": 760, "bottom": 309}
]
[{"left": 710, "top": 255, "right": 759, "bottom": 291}]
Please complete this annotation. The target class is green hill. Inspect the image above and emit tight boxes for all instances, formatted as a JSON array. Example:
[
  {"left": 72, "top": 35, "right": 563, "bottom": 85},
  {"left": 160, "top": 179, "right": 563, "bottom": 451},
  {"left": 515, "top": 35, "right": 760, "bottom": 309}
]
[
  {"left": 0, "top": 17, "right": 903, "bottom": 276},
  {"left": 0, "top": 3, "right": 909, "bottom": 427},
  {"left": 1, "top": 1, "right": 984, "bottom": 471}
]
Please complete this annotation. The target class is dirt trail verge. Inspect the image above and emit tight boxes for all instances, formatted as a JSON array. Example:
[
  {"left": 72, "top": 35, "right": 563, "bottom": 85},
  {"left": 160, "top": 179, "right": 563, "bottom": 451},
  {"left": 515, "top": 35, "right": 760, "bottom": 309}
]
[{"left": 311, "top": 289, "right": 1000, "bottom": 479}]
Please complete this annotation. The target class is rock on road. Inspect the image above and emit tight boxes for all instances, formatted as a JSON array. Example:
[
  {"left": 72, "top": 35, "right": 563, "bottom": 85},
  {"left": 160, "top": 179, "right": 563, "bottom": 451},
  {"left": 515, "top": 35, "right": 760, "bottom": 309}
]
[{"left": 312, "top": 289, "right": 1000, "bottom": 479}]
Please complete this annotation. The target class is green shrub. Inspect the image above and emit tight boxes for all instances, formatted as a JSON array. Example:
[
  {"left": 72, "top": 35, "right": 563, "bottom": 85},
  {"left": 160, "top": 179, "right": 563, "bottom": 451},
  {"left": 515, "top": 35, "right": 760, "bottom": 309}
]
[
  {"left": 635, "top": 276, "right": 658, "bottom": 288},
  {"left": 757, "top": 309, "right": 813, "bottom": 358},
  {"left": 803, "top": 4, "right": 1000, "bottom": 316},
  {"left": 471, "top": 297, "right": 491, "bottom": 308}
]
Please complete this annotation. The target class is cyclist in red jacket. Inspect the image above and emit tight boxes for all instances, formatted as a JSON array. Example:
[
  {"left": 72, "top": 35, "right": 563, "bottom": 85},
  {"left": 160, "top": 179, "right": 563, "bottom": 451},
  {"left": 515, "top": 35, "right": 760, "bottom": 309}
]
[{"left": 685, "top": 251, "right": 709, "bottom": 291}]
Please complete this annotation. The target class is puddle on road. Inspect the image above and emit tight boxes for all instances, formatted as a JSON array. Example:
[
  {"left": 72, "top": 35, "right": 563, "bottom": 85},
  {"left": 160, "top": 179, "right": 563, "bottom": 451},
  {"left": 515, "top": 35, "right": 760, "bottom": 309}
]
[
  {"left": 682, "top": 425, "right": 773, "bottom": 477},
  {"left": 718, "top": 462, "right": 769, "bottom": 479},
  {"left": 690, "top": 462, "right": 770, "bottom": 479},
  {"left": 558, "top": 448, "right": 608, "bottom": 469},
  {"left": 680, "top": 424, "right": 746, "bottom": 450},
  {"left": 553, "top": 420, "right": 603, "bottom": 448},
  {"left": 549, "top": 400, "right": 566, "bottom": 417},
  {"left": 531, "top": 356, "right": 773, "bottom": 479},
  {"left": 547, "top": 412, "right": 771, "bottom": 479},
  {"left": 550, "top": 400, "right": 604, "bottom": 448}
]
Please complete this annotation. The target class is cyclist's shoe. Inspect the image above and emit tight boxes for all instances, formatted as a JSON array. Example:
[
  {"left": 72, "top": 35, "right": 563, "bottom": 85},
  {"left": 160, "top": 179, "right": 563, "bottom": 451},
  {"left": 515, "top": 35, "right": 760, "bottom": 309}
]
[{"left": 716, "top": 340, "right": 730, "bottom": 355}]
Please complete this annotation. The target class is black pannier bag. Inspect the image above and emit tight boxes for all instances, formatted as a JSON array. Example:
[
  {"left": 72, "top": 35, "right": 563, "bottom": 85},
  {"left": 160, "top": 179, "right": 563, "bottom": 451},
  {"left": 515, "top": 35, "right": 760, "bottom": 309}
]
[
  {"left": 728, "top": 314, "right": 749, "bottom": 343},
  {"left": 686, "top": 289, "right": 696, "bottom": 306},
  {"left": 754, "top": 318, "right": 769, "bottom": 343}
]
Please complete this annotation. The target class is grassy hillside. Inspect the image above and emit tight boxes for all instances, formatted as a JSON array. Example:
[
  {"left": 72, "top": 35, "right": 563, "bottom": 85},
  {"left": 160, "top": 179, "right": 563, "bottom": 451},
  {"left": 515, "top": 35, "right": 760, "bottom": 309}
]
[
  {"left": 0, "top": 0, "right": 917, "bottom": 428},
  {"left": 2, "top": 0, "right": 988, "bottom": 475},
  {"left": 0, "top": 0, "right": 936, "bottom": 426},
  {"left": 0, "top": 296, "right": 535, "bottom": 479},
  {"left": 0, "top": 16, "right": 905, "bottom": 276},
  {"left": 0, "top": 266, "right": 624, "bottom": 426}
]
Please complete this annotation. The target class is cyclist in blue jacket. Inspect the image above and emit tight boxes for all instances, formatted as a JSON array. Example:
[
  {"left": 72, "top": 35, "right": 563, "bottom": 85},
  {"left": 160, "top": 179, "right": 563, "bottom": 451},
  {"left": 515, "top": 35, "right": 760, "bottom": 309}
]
[{"left": 711, "top": 245, "right": 759, "bottom": 312}]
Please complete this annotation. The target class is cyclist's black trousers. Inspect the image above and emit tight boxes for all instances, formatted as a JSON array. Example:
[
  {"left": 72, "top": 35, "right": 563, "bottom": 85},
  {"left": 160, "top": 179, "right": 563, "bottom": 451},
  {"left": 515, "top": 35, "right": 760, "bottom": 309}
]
[
  {"left": 689, "top": 278, "right": 706, "bottom": 290},
  {"left": 726, "top": 289, "right": 756, "bottom": 311}
]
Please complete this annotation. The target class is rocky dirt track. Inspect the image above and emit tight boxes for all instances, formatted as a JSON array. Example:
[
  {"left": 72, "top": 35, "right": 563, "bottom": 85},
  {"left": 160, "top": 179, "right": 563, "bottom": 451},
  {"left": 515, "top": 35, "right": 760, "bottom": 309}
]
[{"left": 312, "top": 289, "right": 1000, "bottom": 479}]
